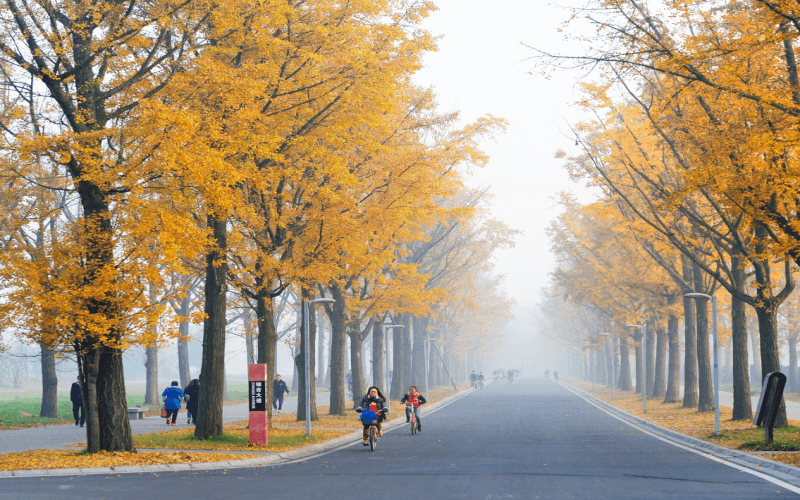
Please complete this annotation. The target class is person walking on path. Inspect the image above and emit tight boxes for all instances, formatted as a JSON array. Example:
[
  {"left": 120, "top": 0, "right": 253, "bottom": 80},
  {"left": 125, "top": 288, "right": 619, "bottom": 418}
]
[
  {"left": 470, "top": 370, "right": 478, "bottom": 389},
  {"left": 184, "top": 379, "right": 199, "bottom": 425},
  {"left": 70, "top": 376, "right": 84, "bottom": 428},
  {"left": 162, "top": 381, "right": 184, "bottom": 426},
  {"left": 400, "top": 386, "right": 426, "bottom": 432},
  {"left": 553, "top": 370, "right": 559, "bottom": 381},
  {"left": 544, "top": 369, "right": 550, "bottom": 379},
  {"left": 273, "top": 374, "right": 290, "bottom": 412}
]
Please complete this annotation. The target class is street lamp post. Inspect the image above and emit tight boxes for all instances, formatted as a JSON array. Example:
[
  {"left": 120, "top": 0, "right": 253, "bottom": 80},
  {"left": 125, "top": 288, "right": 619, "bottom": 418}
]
[
  {"left": 302, "top": 297, "right": 335, "bottom": 437},
  {"left": 627, "top": 323, "right": 647, "bottom": 413},
  {"left": 599, "top": 333, "right": 615, "bottom": 401},
  {"left": 686, "top": 292, "right": 719, "bottom": 436},
  {"left": 423, "top": 339, "right": 437, "bottom": 397}
]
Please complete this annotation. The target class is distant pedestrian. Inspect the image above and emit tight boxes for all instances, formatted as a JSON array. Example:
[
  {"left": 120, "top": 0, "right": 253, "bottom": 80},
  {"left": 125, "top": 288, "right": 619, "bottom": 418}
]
[
  {"left": 273, "top": 374, "right": 290, "bottom": 412},
  {"left": 507, "top": 369, "right": 514, "bottom": 383},
  {"left": 545, "top": 369, "right": 550, "bottom": 380},
  {"left": 470, "top": 370, "right": 478, "bottom": 389},
  {"left": 553, "top": 370, "right": 559, "bottom": 381},
  {"left": 70, "top": 376, "right": 84, "bottom": 428},
  {"left": 184, "top": 379, "right": 199, "bottom": 425},
  {"left": 162, "top": 381, "right": 184, "bottom": 426}
]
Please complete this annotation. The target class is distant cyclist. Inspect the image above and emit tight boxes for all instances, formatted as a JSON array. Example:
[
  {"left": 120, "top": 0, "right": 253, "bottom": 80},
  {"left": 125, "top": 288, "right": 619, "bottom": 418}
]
[
  {"left": 470, "top": 370, "right": 478, "bottom": 389},
  {"left": 507, "top": 369, "right": 514, "bottom": 383},
  {"left": 400, "top": 386, "right": 427, "bottom": 432},
  {"left": 544, "top": 369, "right": 550, "bottom": 379},
  {"left": 356, "top": 386, "right": 388, "bottom": 446},
  {"left": 478, "top": 372, "right": 485, "bottom": 388}
]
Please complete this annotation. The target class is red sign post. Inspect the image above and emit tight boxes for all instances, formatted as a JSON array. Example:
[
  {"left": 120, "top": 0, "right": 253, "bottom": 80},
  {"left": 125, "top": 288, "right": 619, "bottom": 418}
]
[{"left": 248, "top": 364, "right": 268, "bottom": 445}]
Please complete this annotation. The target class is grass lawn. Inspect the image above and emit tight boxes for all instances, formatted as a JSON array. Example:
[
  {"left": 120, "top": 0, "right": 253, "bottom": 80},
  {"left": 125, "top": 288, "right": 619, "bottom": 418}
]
[
  {"left": 0, "top": 449, "right": 258, "bottom": 471},
  {"left": 132, "top": 425, "right": 351, "bottom": 452},
  {"left": 0, "top": 397, "right": 75, "bottom": 429}
]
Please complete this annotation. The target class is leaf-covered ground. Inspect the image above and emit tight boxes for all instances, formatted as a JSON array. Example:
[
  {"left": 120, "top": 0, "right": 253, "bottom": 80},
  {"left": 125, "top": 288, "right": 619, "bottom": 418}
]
[
  {"left": 132, "top": 426, "right": 351, "bottom": 451},
  {"left": 0, "top": 449, "right": 258, "bottom": 471}
]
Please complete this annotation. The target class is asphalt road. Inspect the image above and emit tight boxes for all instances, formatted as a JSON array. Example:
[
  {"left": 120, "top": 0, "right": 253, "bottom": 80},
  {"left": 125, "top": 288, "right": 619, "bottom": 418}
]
[{"left": 2, "top": 380, "right": 798, "bottom": 499}]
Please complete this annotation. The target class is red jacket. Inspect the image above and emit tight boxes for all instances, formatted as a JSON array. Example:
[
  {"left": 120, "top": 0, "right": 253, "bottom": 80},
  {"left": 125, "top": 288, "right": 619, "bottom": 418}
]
[{"left": 401, "top": 392, "right": 427, "bottom": 407}]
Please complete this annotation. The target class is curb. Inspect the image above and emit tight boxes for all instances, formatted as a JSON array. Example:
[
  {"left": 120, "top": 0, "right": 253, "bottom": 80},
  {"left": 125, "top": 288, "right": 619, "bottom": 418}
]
[
  {"left": 559, "top": 381, "right": 800, "bottom": 488},
  {"left": 0, "top": 387, "right": 474, "bottom": 478}
]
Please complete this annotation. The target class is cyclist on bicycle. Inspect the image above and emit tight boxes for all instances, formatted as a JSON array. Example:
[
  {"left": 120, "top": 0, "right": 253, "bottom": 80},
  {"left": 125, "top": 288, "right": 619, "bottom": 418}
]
[
  {"left": 400, "top": 385, "right": 427, "bottom": 432},
  {"left": 356, "top": 386, "right": 388, "bottom": 446},
  {"left": 478, "top": 372, "right": 485, "bottom": 388},
  {"left": 470, "top": 370, "right": 478, "bottom": 389}
]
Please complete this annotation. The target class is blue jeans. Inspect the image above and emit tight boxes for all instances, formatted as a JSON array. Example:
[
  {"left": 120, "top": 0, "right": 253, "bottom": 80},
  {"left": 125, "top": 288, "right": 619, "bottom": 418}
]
[{"left": 405, "top": 406, "right": 421, "bottom": 426}]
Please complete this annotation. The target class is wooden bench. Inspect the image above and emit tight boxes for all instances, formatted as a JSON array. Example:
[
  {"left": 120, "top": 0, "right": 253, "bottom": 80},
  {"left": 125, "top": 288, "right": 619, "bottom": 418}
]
[{"left": 127, "top": 407, "right": 147, "bottom": 420}]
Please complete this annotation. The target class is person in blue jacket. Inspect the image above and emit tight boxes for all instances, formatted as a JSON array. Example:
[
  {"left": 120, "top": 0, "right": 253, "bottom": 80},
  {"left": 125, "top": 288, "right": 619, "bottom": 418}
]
[{"left": 162, "top": 381, "right": 185, "bottom": 426}]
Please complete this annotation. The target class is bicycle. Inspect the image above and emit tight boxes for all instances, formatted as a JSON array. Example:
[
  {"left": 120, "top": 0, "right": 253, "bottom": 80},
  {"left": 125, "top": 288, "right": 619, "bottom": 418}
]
[
  {"left": 408, "top": 405, "right": 418, "bottom": 435},
  {"left": 357, "top": 408, "right": 382, "bottom": 451}
]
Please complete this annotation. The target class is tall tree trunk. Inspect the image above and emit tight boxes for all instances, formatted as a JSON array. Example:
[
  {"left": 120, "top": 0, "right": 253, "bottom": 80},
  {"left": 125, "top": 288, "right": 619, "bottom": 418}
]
[
  {"left": 177, "top": 294, "right": 193, "bottom": 389},
  {"left": 349, "top": 330, "right": 366, "bottom": 408},
  {"left": 255, "top": 286, "right": 277, "bottom": 424},
  {"left": 295, "top": 288, "right": 318, "bottom": 421},
  {"left": 372, "top": 320, "right": 384, "bottom": 391},
  {"left": 244, "top": 309, "right": 255, "bottom": 366},
  {"left": 391, "top": 320, "right": 405, "bottom": 396},
  {"left": 144, "top": 345, "right": 159, "bottom": 405},
  {"left": 39, "top": 343, "right": 58, "bottom": 418},
  {"left": 646, "top": 326, "right": 656, "bottom": 396},
  {"left": 317, "top": 308, "right": 327, "bottom": 387},
  {"left": 789, "top": 337, "right": 799, "bottom": 395},
  {"left": 653, "top": 327, "right": 667, "bottom": 398},
  {"left": 97, "top": 347, "right": 134, "bottom": 451},
  {"left": 412, "top": 316, "right": 428, "bottom": 386},
  {"left": 682, "top": 293, "right": 699, "bottom": 408},
  {"left": 328, "top": 285, "right": 347, "bottom": 415},
  {"left": 731, "top": 261, "right": 752, "bottom": 420},
  {"left": 749, "top": 321, "right": 762, "bottom": 387},
  {"left": 195, "top": 214, "right": 228, "bottom": 439},
  {"left": 634, "top": 335, "right": 643, "bottom": 394},
  {"left": 664, "top": 313, "right": 681, "bottom": 403},
  {"left": 77, "top": 348, "right": 101, "bottom": 452},
  {"left": 755, "top": 304, "right": 788, "bottom": 427},
  {"left": 618, "top": 336, "right": 633, "bottom": 390},
  {"left": 402, "top": 313, "right": 413, "bottom": 387},
  {"left": 596, "top": 344, "right": 608, "bottom": 385},
  {"left": 605, "top": 341, "right": 614, "bottom": 386},
  {"left": 695, "top": 296, "right": 714, "bottom": 412}
]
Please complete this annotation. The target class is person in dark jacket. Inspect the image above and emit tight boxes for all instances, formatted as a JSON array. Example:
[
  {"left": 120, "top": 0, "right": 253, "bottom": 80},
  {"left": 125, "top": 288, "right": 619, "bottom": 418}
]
[
  {"left": 356, "top": 386, "right": 388, "bottom": 445},
  {"left": 272, "top": 374, "right": 290, "bottom": 412},
  {"left": 400, "top": 385, "right": 426, "bottom": 432},
  {"left": 70, "top": 376, "right": 84, "bottom": 427},
  {"left": 184, "top": 379, "right": 199, "bottom": 425},
  {"left": 162, "top": 381, "right": 184, "bottom": 425}
]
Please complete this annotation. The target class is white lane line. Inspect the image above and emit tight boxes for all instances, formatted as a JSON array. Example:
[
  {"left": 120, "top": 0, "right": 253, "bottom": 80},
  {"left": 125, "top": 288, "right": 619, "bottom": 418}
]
[{"left": 560, "top": 383, "right": 800, "bottom": 495}]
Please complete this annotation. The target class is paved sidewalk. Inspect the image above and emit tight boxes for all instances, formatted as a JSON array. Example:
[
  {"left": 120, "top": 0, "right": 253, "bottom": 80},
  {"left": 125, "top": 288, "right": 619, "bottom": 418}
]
[
  {"left": 0, "top": 391, "right": 330, "bottom": 454},
  {"left": 718, "top": 390, "right": 800, "bottom": 419}
]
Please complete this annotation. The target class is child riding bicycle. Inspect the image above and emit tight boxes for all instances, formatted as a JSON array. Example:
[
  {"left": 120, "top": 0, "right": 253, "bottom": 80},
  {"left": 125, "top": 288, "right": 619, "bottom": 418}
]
[
  {"left": 356, "top": 386, "right": 389, "bottom": 446},
  {"left": 400, "top": 386, "right": 427, "bottom": 432}
]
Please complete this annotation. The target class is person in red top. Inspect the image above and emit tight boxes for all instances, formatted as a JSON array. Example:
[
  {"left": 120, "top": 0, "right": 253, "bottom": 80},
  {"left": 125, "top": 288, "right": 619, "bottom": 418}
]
[
  {"left": 400, "top": 385, "right": 427, "bottom": 432},
  {"left": 356, "top": 386, "right": 388, "bottom": 445}
]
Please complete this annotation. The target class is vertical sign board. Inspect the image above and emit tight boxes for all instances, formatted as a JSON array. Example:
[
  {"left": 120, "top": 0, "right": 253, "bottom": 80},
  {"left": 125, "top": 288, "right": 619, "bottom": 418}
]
[{"left": 249, "top": 364, "right": 268, "bottom": 445}]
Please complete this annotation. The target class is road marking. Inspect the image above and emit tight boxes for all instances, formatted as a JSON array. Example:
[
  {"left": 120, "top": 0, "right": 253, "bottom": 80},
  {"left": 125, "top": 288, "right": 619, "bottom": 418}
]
[{"left": 560, "top": 383, "right": 800, "bottom": 495}]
